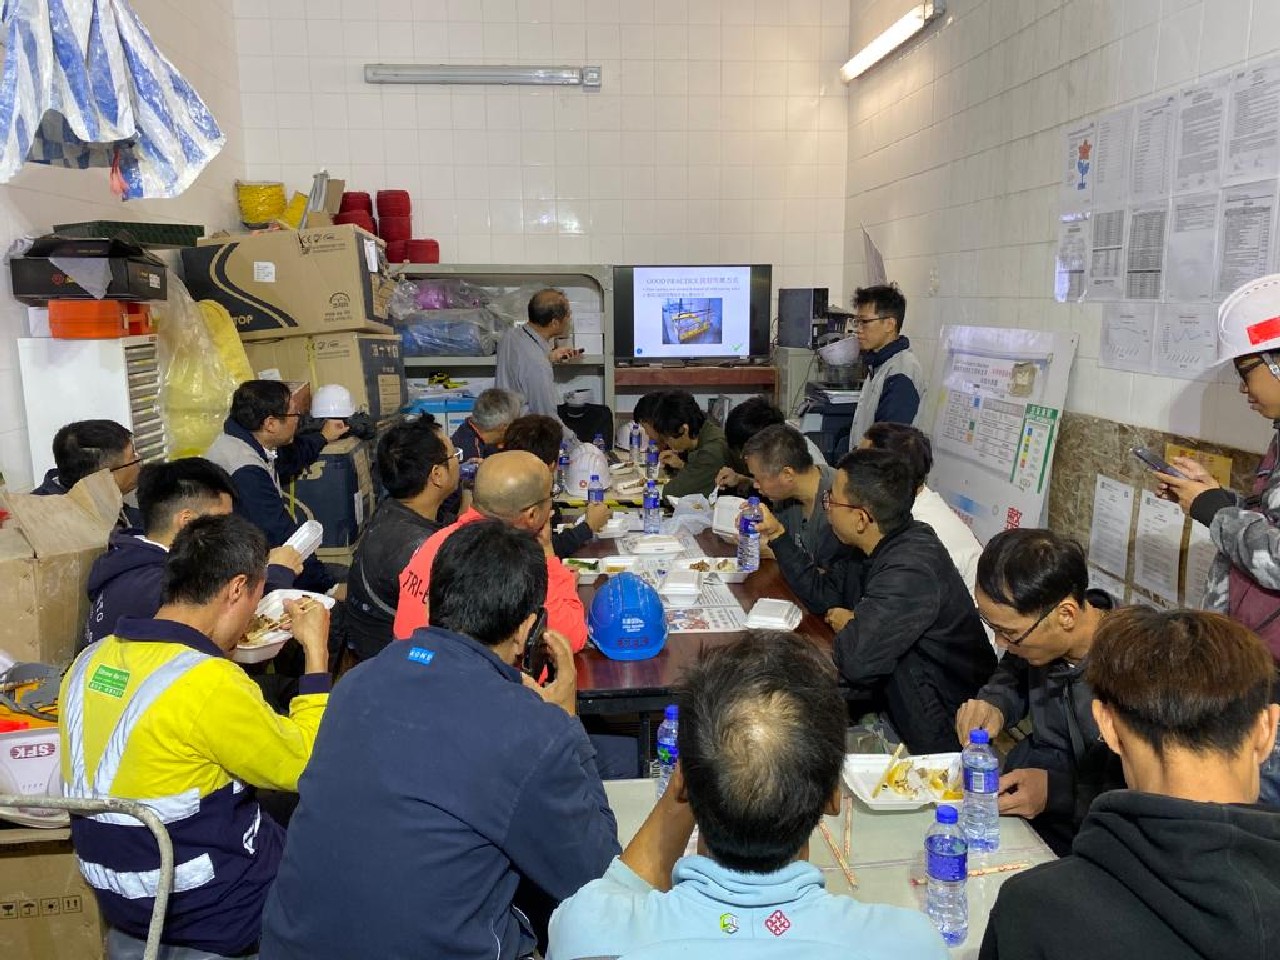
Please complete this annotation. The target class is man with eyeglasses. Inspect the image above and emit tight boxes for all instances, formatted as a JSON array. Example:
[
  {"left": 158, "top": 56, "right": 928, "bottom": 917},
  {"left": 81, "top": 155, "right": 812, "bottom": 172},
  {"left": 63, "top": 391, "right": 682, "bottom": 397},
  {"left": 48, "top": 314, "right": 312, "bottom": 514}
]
[
  {"left": 846, "top": 284, "right": 925, "bottom": 449},
  {"left": 394, "top": 450, "right": 589, "bottom": 654},
  {"left": 955, "top": 529, "right": 1123, "bottom": 855},
  {"left": 206, "top": 379, "right": 350, "bottom": 593},
  {"left": 34, "top": 418, "right": 144, "bottom": 529},
  {"left": 755, "top": 448, "right": 994, "bottom": 753}
]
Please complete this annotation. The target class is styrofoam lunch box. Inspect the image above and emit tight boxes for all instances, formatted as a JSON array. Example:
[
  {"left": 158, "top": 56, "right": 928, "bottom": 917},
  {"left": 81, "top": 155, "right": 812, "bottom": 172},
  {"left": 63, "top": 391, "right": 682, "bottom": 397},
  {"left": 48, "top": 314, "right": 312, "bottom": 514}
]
[{"left": 235, "top": 589, "right": 337, "bottom": 664}]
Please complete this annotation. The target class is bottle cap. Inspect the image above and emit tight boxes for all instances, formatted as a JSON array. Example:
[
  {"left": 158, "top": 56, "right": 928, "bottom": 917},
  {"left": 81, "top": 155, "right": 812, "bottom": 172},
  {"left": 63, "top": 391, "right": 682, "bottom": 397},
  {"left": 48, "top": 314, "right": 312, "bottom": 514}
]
[
  {"left": 936, "top": 804, "right": 958, "bottom": 824},
  {"left": 664, "top": 704, "right": 678, "bottom": 721},
  {"left": 747, "top": 496, "right": 761, "bottom": 505},
  {"left": 590, "top": 474, "right": 600, "bottom": 482},
  {"left": 969, "top": 729, "right": 990, "bottom": 745}
]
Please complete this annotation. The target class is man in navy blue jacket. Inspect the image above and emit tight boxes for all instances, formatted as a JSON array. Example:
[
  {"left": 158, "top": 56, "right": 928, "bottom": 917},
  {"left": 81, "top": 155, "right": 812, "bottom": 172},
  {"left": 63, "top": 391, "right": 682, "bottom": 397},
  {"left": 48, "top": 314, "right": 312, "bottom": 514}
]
[
  {"left": 206, "top": 380, "right": 348, "bottom": 593},
  {"left": 82, "top": 458, "right": 301, "bottom": 650},
  {"left": 261, "top": 519, "right": 619, "bottom": 960},
  {"left": 846, "top": 284, "right": 926, "bottom": 449}
]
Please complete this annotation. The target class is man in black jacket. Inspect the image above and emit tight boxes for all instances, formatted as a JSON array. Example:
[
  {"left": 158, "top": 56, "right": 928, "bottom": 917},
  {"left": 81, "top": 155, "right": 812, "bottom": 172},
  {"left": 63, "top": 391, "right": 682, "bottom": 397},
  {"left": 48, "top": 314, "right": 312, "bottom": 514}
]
[
  {"left": 757, "top": 449, "right": 994, "bottom": 753},
  {"left": 955, "top": 529, "right": 1124, "bottom": 855},
  {"left": 343, "top": 416, "right": 459, "bottom": 661},
  {"left": 980, "top": 607, "right": 1280, "bottom": 960}
]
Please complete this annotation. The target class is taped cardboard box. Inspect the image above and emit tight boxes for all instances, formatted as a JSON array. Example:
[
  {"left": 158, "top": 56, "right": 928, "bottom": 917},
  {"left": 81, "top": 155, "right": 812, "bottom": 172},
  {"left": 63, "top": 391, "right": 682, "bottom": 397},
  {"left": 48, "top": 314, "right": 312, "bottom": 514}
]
[
  {"left": 287, "top": 438, "right": 374, "bottom": 550},
  {"left": 180, "top": 225, "right": 395, "bottom": 342},
  {"left": 0, "top": 831, "right": 104, "bottom": 960},
  {"left": 0, "top": 472, "right": 121, "bottom": 665},
  {"left": 243, "top": 333, "right": 407, "bottom": 423}
]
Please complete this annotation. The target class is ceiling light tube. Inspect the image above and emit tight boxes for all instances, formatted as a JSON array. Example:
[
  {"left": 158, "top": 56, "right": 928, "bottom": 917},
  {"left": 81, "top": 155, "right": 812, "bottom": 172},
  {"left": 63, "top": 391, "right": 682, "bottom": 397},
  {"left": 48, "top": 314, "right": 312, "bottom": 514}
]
[
  {"left": 840, "top": 1, "right": 945, "bottom": 82},
  {"left": 364, "top": 63, "right": 602, "bottom": 87}
]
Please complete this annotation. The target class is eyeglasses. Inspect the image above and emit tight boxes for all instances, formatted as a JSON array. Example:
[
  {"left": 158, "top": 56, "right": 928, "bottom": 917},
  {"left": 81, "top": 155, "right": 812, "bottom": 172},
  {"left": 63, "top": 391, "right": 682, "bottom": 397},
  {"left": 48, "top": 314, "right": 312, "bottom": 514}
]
[
  {"left": 110, "top": 457, "right": 143, "bottom": 472},
  {"left": 821, "top": 489, "right": 862, "bottom": 512},
  {"left": 981, "top": 603, "right": 1058, "bottom": 647},
  {"left": 852, "top": 315, "right": 895, "bottom": 328},
  {"left": 519, "top": 495, "right": 552, "bottom": 512}
]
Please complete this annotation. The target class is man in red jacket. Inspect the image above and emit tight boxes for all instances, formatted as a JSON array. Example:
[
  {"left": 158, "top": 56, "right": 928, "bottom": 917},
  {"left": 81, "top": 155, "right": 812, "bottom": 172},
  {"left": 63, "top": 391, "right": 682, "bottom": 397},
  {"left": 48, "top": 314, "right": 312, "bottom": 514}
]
[{"left": 394, "top": 450, "right": 588, "bottom": 652}]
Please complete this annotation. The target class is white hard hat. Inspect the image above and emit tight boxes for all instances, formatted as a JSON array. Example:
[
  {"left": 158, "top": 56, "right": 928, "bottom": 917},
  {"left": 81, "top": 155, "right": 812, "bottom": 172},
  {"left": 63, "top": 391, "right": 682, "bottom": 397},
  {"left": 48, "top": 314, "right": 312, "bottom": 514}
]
[
  {"left": 312, "top": 383, "right": 355, "bottom": 418},
  {"left": 1219, "top": 274, "right": 1280, "bottom": 364},
  {"left": 567, "top": 442, "right": 609, "bottom": 496}
]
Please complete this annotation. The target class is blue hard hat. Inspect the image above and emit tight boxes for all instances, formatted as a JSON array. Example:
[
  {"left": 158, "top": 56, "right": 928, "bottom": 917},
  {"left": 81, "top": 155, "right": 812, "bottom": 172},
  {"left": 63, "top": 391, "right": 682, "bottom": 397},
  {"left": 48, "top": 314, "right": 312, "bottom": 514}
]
[{"left": 588, "top": 572, "right": 668, "bottom": 661}]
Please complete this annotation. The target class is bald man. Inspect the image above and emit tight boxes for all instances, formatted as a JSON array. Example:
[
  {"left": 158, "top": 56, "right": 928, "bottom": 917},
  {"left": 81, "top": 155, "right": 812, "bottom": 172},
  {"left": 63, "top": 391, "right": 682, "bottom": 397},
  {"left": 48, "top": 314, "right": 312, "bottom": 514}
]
[{"left": 394, "top": 451, "right": 589, "bottom": 652}]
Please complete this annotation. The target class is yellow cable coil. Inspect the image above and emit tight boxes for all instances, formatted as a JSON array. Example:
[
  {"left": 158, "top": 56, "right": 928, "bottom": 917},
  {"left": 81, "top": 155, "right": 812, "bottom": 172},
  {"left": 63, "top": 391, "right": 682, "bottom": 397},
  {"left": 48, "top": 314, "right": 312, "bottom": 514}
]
[{"left": 235, "top": 180, "right": 287, "bottom": 226}]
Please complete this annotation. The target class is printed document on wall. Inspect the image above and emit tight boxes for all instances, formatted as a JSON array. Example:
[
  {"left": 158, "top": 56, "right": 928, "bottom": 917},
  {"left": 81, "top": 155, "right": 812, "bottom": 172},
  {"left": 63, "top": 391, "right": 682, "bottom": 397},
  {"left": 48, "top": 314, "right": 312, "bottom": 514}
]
[
  {"left": 1183, "top": 522, "right": 1218, "bottom": 608},
  {"left": 1153, "top": 304, "right": 1219, "bottom": 379},
  {"left": 1174, "top": 76, "right": 1229, "bottom": 195},
  {"left": 1225, "top": 56, "right": 1280, "bottom": 187},
  {"left": 928, "top": 327, "right": 1078, "bottom": 545},
  {"left": 1165, "top": 192, "right": 1219, "bottom": 301},
  {"left": 1133, "top": 490, "right": 1186, "bottom": 605},
  {"left": 1100, "top": 303, "right": 1155, "bottom": 373},
  {"left": 1055, "top": 213, "right": 1089, "bottom": 302},
  {"left": 1217, "top": 180, "right": 1278, "bottom": 297},
  {"left": 1062, "top": 121, "right": 1097, "bottom": 210},
  {"left": 1125, "top": 203, "right": 1169, "bottom": 299},
  {"left": 1089, "top": 476, "right": 1135, "bottom": 578},
  {"left": 1130, "top": 95, "right": 1177, "bottom": 202},
  {"left": 1093, "top": 108, "right": 1134, "bottom": 207},
  {"left": 1086, "top": 208, "right": 1126, "bottom": 300}
]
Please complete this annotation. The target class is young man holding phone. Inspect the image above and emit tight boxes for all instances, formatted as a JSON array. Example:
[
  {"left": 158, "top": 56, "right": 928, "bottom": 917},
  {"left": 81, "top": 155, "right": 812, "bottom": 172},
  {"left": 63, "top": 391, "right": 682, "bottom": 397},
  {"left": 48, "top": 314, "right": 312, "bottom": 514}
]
[{"left": 262, "top": 520, "right": 619, "bottom": 960}]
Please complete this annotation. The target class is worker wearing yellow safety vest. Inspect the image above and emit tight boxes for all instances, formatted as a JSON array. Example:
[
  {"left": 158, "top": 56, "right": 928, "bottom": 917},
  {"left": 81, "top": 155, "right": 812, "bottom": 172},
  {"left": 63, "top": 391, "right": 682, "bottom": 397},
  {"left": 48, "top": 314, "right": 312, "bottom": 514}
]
[{"left": 59, "top": 514, "right": 331, "bottom": 960}]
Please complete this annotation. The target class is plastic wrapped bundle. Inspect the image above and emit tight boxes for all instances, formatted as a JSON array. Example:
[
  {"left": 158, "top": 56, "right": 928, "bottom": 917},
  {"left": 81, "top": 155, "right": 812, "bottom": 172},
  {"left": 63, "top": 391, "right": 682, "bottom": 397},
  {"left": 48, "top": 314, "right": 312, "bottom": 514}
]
[{"left": 397, "top": 308, "right": 500, "bottom": 357}]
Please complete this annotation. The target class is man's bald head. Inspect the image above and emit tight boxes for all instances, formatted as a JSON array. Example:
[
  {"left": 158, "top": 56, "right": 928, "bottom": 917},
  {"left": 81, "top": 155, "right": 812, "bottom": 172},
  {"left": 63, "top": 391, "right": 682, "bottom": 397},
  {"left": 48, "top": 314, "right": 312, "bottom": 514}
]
[{"left": 474, "top": 450, "right": 552, "bottom": 523}]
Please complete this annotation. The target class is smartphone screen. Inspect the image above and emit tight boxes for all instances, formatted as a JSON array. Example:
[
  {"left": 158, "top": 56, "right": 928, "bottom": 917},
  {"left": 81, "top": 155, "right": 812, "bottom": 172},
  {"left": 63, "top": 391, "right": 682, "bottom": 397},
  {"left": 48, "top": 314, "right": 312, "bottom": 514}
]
[
  {"left": 522, "top": 608, "right": 554, "bottom": 683},
  {"left": 1131, "top": 447, "right": 1186, "bottom": 479}
]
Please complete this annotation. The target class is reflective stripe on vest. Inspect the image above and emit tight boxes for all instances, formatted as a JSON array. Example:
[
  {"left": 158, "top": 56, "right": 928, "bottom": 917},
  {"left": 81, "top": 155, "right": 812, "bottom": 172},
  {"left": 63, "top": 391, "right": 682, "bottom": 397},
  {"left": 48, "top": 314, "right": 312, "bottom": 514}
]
[{"left": 77, "top": 852, "right": 216, "bottom": 901}]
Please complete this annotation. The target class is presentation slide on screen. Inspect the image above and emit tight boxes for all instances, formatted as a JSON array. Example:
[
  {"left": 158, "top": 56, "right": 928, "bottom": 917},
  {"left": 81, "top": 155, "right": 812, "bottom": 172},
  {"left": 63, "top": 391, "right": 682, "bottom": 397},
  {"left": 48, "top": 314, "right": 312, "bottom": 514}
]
[{"left": 632, "top": 267, "right": 752, "bottom": 359}]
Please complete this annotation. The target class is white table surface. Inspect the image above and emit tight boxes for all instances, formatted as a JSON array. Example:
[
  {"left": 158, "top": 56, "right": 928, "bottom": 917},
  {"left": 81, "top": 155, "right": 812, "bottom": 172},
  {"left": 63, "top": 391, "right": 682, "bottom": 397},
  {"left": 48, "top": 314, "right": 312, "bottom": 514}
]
[{"left": 603, "top": 777, "right": 1055, "bottom": 958}]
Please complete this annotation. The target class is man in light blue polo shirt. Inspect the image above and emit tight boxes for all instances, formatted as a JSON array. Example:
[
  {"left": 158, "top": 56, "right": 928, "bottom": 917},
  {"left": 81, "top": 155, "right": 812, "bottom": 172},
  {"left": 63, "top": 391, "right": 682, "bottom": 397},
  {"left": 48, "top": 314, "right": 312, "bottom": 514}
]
[{"left": 547, "top": 631, "right": 946, "bottom": 959}]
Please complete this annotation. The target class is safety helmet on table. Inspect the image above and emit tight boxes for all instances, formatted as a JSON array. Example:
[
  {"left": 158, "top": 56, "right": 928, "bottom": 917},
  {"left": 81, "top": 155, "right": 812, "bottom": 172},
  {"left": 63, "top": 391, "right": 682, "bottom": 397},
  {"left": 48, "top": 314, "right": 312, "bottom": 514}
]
[
  {"left": 1218, "top": 274, "right": 1280, "bottom": 364},
  {"left": 588, "top": 572, "right": 668, "bottom": 661},
  {"left": 567, "top": 441, "right": 609, "bottom": 496},
  {"left": 312, "top": 383, "right": 356, "bottom": 418}
]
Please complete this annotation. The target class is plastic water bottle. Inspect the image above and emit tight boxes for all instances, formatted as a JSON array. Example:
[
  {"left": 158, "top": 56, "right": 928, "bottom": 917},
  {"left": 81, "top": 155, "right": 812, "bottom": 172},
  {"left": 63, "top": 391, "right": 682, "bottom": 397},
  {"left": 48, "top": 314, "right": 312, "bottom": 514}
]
[
  {"left": 960, "top": 729, "right": 1001, "bottom": 852},
  {"left": 593, "top": 432, "right": 607, "bottom": 454},
  {"left": 925, "top": 805, "right": 968, "bottom": 946},
  {"left": 646, "top": 441, "right": 660, "bottom": 481},
  {"left": 643, "top": 480, "right": 661, "bottom": 534},
  {"left": 629, "top": 421, "right": 643, "bottom": 466},
  {"left": 555, "top": 441, "right": 571, "bottom": 496},
  {"left": 655, "top": 704, "right": 678, "bottom": 799},
  {"left": 737, "top": 496, "right": 763, "bottom": 573},
  {"left": 587, "top": 473, "right": 605, "bottom": 504}
]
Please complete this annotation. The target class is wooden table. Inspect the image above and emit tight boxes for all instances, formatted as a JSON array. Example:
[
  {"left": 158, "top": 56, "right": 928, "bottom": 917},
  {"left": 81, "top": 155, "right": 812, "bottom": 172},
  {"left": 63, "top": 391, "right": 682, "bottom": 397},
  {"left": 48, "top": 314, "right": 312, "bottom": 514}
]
[
  {"left": 604, "top": 778, "right": 1055, "bottom": 958},
  {"left": 572, "top": 530, "right": 834, "bottom": 716}
]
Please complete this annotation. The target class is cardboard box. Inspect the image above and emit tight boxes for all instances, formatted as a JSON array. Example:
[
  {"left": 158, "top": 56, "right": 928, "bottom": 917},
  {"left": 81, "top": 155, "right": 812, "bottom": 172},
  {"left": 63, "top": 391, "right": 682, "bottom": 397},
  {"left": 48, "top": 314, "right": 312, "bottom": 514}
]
[
  {"left": 180, "top": 225, "right": 395, "bottom": 342},
  {"left": 9, "top": 235, "right": 168, "bottom": 306},
  {"left": 287, "top": 438, "right": 373, "bottom": 549},
  {"left": 243, "top": 333, "right": 407, "bottom": 423},
  {"left": 0, "top": 473, "right": 121, "bottom": 665},
  {"left": 0, "top": 726, "right": 64, "bottom": 829},
  {"left": 0, "top": 833, "right": 104, "bottom": 960}
]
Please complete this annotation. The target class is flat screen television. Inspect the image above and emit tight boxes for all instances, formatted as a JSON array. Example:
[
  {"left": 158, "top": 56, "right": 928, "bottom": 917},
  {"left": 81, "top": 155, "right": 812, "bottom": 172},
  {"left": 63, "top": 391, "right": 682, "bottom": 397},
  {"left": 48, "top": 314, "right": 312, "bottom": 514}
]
[{"left": 612, "top": 264, "right": 773, "bottom": 362}]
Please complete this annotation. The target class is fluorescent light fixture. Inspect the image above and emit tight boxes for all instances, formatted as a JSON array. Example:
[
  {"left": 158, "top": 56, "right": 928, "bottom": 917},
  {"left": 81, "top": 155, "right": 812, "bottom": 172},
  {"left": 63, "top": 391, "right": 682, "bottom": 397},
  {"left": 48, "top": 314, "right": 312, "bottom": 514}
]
[
  {"left": 364, "top": 63, "right": 602, "bottom": 87},
  {"left": 840, "top": 1, "right": 945, "bottom": 82}
]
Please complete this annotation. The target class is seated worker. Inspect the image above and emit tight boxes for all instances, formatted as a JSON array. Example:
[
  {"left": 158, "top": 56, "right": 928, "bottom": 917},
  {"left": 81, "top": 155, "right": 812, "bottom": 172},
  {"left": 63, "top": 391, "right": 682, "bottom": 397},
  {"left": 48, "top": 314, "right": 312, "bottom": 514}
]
[
  {"left": 743, "top": 424, "right": 841, "bottom": 566},
  {"left": 980, "top": 608, "right": 1280, "bottom": 960},
  {"left": 847, "top": 283, "right": 925, "bottom": 449},
  {"left": 717, "top": 396, "right": 827, "bottom": 493},
  {"left": 861, "top": 422, "right": 982, "bottom": 598},
  {"left": 206, "top": 379, "right": 349, "bottom": 593},
  {"left": 452, "top": 386, "right": 520, "bottom": 462},
  {"left": 548, "top": 630, "right": 947, "bottom": 960},
  {"left": 757, "top": 449, "right": 995, "bottom": 753},
  {"left": 82, "top": 457, "right": 302, "bottom": 650},
  {"left": 262, "top": 520, "right": 619, "bottom": 960},
  {"left": 35, "top": 418, "right": 143, "bottom": 529},
  {"left": 503, "top": 413, "right": 609, "bottom": 558},
  {"left": 954, "top": 529, "right": 1123, "bottom": 855},
  {"left": 394, "top": 450, "right": 589, "bottom": 652},
  {"left": 650, "top": 390, "right": 730, "bottom": 498},
  {"left": 60, "top": 514, "right": 331, "bottom": 960},
  {"left": 344, "top": 417, "right": 459, "bottom": 662}
]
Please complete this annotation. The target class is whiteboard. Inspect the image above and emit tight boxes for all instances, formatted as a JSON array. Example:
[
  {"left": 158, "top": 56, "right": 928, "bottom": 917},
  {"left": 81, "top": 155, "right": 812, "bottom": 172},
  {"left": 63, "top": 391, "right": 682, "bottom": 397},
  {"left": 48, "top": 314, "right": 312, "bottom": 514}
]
[{"left": 926, "top": 326, "right": 1079, "bottom": 546}]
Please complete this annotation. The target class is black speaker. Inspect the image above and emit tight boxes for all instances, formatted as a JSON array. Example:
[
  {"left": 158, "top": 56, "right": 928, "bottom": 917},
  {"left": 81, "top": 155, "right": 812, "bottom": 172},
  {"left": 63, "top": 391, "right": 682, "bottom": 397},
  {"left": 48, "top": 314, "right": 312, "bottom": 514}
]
[{"left": 778, "top": 287, "right": 829, "bottom": 348}]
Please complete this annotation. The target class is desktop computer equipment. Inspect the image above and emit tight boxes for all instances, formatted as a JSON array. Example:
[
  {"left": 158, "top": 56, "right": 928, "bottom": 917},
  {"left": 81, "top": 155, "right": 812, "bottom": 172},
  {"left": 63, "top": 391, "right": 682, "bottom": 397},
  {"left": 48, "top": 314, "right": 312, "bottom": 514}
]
[{"left": 778, "top": 287, "right": 828, "bottom": 348}]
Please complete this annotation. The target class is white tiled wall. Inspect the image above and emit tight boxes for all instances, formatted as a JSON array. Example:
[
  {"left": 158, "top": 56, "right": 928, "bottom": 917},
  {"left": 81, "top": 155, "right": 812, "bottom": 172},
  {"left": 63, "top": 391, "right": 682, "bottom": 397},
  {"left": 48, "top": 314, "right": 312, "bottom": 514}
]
[
  {"left": 844, "top": 0, "right": 1280, "bottom": 453},
  {"left": 232, "top": 0, "right": 850, "bottom": 296},
  {"left": 0, "top": 0, "right": 246, "bottom": 491}
]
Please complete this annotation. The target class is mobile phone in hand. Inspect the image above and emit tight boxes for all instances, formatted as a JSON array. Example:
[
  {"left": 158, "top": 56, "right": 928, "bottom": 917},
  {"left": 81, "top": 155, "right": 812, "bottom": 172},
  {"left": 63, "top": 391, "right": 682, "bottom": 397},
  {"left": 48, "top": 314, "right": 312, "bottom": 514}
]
[
  {"left": 1131, "top": 446, "right": 1187, "bottom": 479},
  {"left": 522, "top": 608, "right": 555, "bottom": 684}
]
